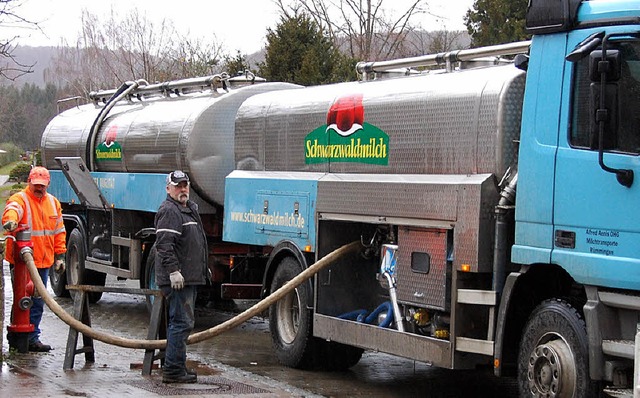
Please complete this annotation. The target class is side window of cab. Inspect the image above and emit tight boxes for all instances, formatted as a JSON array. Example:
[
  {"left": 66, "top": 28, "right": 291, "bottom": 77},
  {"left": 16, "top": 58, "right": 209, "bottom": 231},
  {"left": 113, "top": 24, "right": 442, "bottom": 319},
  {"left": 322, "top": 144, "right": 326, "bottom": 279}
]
[{"left": 570, "top": 41, "right": 640, "bottom": 155}]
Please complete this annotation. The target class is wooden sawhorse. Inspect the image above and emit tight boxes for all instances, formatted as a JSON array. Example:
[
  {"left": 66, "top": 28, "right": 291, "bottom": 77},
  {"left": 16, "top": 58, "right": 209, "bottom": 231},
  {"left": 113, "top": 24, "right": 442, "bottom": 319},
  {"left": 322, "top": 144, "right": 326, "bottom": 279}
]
[{"left": 63, "top": 285, "right": 166, "bottom": 375}]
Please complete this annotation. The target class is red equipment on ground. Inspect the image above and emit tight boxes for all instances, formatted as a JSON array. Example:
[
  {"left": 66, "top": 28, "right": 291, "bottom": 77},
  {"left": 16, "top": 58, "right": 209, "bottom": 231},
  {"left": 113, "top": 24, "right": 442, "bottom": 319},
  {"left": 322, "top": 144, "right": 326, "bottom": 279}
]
[{"left": 6, "top": 227, "right": 35, "bottom": 353}]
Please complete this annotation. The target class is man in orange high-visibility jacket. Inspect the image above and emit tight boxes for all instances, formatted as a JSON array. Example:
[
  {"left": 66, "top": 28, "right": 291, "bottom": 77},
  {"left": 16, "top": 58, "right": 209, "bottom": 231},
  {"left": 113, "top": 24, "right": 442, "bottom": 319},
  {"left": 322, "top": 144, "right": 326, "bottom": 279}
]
[{"left": 2, "top": 166, "right": 66, "bottom": 352}]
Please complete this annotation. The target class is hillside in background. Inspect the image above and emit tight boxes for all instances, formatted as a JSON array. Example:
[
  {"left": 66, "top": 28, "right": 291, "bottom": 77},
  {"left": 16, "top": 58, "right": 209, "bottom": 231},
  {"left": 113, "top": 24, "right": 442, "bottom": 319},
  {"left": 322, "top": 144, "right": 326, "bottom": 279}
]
[{"left": 2, "top": 46, "right": 56, "bottom": 87}]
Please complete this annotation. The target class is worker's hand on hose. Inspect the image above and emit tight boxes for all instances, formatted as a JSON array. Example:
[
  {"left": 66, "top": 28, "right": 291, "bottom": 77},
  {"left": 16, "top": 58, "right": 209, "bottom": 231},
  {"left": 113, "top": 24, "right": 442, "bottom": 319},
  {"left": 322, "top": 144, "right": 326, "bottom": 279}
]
[
  {"left": 170, "top": 270, "right": 184, "bottom": 290},
  {"left": 54, "top": 259, "right": 65, "bottom": 274},
  {"left": 2, "top": 220, "right": 17, "bottom": 232}
]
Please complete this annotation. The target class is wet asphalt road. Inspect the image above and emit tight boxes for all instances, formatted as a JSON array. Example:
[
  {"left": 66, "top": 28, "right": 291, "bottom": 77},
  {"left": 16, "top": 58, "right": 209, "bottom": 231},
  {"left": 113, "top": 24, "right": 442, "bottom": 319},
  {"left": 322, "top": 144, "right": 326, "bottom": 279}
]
[{"left": 4, "top": 273, "right": 520, "bottom": 397}]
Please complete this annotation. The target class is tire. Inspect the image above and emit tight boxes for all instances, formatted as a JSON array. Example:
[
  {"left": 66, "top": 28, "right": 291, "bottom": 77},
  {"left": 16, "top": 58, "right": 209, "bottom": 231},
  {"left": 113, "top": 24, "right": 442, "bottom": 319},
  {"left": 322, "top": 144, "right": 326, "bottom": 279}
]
[
  {"left": 66, "top": 228, "right": 104, "bottom": 304},
  {"left": 269, "top": 256, "right": 317, "bottom": 369},
  {"left": 143, "top": 245, "right": 158, "bottom": 313},
  {"left": 518, "top": 298, "right": 598, "bottom": 398},
  {"left": 84, "top": 269, "right": 106, "bottom": 303},
  {"left": 49, "top": 260, "right": 70, "bottom": 298}
]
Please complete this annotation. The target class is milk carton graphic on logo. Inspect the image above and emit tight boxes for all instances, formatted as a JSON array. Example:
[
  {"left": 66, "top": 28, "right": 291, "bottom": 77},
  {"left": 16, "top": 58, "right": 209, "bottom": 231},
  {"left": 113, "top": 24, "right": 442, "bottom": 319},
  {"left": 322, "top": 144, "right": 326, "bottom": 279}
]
[
  {"left": 95, "top": 125, "right": 123, "bottom": 161},
  {"left": 304, "top": 94, "right": 389, "bottom": 165}
]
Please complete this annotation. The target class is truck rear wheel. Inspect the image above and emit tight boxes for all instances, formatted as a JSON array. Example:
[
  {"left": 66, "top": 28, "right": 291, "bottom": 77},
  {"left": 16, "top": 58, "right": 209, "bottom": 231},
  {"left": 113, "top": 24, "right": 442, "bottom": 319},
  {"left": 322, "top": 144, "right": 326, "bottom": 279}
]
[
  {"left": 269, "top": 256, "right": 317, "bottom": 369},
  {"left": 143, "top": 245, "right": 158, "bottom": 313},
  {"left": 518, "top": 298, "right": 597, "bottom": 398},
  {"left": 66, "top": 228, "right": 104, "bottom": 304}
]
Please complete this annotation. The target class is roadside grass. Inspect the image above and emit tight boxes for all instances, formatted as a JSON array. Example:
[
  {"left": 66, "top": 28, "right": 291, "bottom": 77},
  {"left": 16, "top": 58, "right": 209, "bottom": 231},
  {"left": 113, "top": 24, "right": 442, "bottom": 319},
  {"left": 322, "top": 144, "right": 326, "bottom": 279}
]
[
  {"left": 0, "top": 162, "right": 16, "bottom": 175},
  {"left": 0, "top": 162, "right": 26, "bottom": 200}
]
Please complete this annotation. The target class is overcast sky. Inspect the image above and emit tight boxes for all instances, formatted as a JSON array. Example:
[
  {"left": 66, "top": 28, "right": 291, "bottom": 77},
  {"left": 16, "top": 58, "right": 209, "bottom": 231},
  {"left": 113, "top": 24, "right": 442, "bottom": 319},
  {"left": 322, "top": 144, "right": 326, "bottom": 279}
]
[{"left": 3, "top": 0, "right": 474, "bottom": 55}]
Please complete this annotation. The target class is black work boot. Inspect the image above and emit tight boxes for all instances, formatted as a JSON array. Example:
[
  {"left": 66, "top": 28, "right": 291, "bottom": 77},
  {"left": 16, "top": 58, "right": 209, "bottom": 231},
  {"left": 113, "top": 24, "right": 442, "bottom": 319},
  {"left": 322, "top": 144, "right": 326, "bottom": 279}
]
[
  {"left": 162, "top": 372, "right": 197, "bottom": 384},
  {"left": 28, "top": 341, "right": 52, "bottom": 352}
]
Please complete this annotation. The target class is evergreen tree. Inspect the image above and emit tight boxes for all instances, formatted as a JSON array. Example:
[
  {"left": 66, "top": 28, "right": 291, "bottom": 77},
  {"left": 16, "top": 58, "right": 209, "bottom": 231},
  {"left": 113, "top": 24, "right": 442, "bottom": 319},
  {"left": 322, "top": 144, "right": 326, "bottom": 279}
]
[
  {"left": 0, "top": 83, "right": 58, "bottom": 150},
  {"left": 223, "top": 51, "right": 252, "bottom": 76},
  {"left": 259, "top": 12, "right": 356, "bottom": 85},
  {"left": 464, "top": 0, "right": 529, "bottom": 47}
]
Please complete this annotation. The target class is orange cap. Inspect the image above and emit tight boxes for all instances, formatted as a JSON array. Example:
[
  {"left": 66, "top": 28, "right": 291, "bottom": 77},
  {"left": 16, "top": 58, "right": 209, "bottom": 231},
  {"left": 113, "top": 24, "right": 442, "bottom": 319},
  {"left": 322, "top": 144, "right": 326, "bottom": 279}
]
[{"left": 28, "top": 166, "right": 50, "bottom": 186}]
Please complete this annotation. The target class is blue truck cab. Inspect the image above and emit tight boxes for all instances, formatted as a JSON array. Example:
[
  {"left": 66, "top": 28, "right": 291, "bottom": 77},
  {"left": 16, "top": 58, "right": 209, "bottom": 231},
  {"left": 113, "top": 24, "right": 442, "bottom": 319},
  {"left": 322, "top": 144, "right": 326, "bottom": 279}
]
[{"left": 515, "top": 0, "right": 640, "bottom": 289}]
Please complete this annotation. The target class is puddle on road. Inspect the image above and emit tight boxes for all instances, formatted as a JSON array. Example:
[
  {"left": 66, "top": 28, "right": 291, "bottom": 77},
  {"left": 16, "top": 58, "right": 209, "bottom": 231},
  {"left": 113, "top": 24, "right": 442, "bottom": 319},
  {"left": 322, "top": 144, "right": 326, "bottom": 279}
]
[
  {"left": 2, "top": 360, "right": 37, "bottom": 381},
  {"left": 186, "top": 358, "right": 221, "bottom": 376},
  {"left": 192, "top": 305, "right": 275, "bottom": 368}
]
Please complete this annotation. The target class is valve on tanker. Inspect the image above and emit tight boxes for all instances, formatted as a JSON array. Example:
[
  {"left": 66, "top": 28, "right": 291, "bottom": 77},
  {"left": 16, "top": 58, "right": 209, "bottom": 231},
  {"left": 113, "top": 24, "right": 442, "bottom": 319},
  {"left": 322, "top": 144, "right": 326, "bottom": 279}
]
[
  {"left": 360, "top": 225, "right": 395, "bottom": 261},
  {"left": 431, "top": 312, "right": 451, "bottom": 340},
  {"left": 412, "top": 308, "right": 430, "bottom": 327},
  {"left": 406, "top": 307, "right": 432, "bottom": 336},
  {"left": 379, "top": 243, "right": 398, "bottom": 279}
]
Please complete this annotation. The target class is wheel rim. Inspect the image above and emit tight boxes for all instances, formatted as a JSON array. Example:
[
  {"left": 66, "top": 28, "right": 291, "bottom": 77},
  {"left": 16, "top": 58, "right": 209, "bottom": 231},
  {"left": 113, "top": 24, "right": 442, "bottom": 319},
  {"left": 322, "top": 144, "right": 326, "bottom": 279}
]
[
  {"left": 276, "top": 287, "right": 301, "bottom": 344},
  {"left": 527, "top": 335, "right": 577, "bottom": 398}
]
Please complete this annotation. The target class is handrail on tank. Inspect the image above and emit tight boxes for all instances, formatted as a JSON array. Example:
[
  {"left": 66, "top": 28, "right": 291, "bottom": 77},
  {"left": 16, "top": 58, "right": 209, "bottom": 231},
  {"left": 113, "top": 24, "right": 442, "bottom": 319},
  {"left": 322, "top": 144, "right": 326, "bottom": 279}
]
[
  {"left": 355, "top": 40, "right": 531, "bottom": 79},
  {"left": 56, "top": 96, "right": 84, "bottom": 114},
  {"left": 88, "top": 73, "right": 231, "bottom": 103}
]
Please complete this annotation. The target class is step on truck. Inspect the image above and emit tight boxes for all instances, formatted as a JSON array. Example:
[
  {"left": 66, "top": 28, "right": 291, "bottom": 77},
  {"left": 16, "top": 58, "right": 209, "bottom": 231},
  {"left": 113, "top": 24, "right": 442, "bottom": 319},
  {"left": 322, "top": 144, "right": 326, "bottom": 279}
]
[{"left": 41, "top": 0, "right": 640, "bottom": 396}]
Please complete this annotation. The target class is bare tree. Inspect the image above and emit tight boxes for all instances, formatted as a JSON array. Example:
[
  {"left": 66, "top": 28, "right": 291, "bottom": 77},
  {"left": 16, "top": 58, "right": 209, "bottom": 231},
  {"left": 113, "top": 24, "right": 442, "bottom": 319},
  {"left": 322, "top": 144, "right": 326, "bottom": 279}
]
[
  {"left": 0, "top": 0, "right": 38, "bottom": 81},
  {"left": 171, "top": 35, "right": 225, "bottom": 79},
  {"left": 47, "top": 7, "right": 225, "bottom": 97},
  {"left": 276, "top": 0, "right": 428, "bottom": 61},
  {"left": 407, "top": 29, "right": 468, "bottom": 56}
]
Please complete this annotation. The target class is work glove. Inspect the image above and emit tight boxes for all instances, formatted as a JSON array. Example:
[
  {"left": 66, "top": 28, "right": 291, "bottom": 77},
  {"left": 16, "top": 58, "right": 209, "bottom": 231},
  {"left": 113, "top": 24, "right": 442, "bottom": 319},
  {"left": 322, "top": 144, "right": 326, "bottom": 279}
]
[
  {"left": 53, "top": 255, "right": 67, "bottom": 274},
  {"left": 169, "top": 270, "right": 185, "bottom": 290},
  {"left": 3, "top": 220, "right": 17, "bottom": 232}
]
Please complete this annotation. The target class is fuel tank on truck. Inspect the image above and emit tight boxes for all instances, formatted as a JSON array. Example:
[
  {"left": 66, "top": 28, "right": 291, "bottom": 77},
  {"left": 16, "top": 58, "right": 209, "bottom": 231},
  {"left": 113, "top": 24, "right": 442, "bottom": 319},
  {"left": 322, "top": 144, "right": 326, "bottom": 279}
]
[
  {"left": 41, "top": 79, "right": 301, "bottom": 207},
  {"left": 234, "top": 64, "right": 525, "bottom": 178}
]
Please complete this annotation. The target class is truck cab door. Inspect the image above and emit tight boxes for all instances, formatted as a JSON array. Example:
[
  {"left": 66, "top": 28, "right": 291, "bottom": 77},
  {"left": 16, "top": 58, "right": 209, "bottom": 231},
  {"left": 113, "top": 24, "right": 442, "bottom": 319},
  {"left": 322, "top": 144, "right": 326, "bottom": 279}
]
[{"left": 553, "top": 29, "right": 640, "bottom": 289}]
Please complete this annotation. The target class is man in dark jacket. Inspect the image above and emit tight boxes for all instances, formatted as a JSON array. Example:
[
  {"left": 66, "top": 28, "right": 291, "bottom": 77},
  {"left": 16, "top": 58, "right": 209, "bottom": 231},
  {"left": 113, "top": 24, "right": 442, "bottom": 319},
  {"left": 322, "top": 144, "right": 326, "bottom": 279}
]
[{"left": 155, "top": 170, "right": 208, "bottom": 384}]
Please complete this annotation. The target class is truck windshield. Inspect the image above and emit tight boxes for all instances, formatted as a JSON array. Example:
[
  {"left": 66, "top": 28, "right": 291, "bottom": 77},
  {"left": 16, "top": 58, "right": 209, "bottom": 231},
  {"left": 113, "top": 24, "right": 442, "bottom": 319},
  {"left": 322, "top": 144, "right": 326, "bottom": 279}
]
[{"left": 570, "top": 41, "right": 640, "bottom": 154}]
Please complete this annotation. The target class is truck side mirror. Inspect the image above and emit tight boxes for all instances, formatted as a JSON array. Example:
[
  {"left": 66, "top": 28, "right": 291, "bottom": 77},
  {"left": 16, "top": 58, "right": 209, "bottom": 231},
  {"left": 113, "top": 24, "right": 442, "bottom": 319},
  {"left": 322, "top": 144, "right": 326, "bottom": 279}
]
[
  {"left": 589, "top": 82, "right": 618, "bottom": 150},
  {"left": 588, "top": 46, "right": 633, "bottom": 187},
  {"left": 589, "top": 50, "right": 620, "bottom": 150}
]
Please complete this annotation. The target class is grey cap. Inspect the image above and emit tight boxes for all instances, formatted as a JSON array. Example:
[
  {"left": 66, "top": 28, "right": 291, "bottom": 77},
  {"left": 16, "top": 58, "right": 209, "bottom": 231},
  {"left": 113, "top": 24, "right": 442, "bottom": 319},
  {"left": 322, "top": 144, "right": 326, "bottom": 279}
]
[{"left": 166, "top": 170, "right": 189, "bottom": 185}]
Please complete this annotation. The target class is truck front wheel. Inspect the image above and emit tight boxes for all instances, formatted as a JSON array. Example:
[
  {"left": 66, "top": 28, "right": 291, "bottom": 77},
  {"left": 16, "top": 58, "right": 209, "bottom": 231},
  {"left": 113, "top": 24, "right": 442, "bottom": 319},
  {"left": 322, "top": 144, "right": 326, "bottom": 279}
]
[
  {"left": 518, "top": 298, "right": 597, "bottom": 398},
  {"left": 269, "top": 256, "right": 316, "bottom": 369},
  {"left": 49, "top": 259, "right": 70, "bottom": 298}
]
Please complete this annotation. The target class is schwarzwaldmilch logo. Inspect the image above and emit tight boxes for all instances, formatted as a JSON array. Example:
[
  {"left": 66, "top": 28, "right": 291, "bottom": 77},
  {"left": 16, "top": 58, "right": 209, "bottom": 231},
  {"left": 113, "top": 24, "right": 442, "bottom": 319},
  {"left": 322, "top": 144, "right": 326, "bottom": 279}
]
[
  {"left": 305, "top": 94, "right": 389, "bottom": 165},
  {"left": 95, "top": 125, "right": 123, "bottom": 161}
]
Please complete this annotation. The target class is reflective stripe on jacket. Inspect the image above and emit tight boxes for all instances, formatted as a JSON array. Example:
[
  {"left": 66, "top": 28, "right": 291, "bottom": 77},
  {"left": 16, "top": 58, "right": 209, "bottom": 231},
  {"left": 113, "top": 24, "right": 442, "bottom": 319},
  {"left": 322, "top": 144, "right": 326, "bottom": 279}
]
[{"left": 2, "top": 186, "right": 66, "bottom": 268}]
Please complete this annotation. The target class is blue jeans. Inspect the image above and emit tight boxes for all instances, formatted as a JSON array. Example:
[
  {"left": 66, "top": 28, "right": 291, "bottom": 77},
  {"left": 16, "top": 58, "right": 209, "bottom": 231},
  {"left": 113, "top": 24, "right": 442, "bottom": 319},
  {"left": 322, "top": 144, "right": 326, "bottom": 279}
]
[
  {"left": 29, "top": 267, "right": 49, "bottom": 344},
  {"left": 164, "top": 285, "right": 196, "bottom": 376}
]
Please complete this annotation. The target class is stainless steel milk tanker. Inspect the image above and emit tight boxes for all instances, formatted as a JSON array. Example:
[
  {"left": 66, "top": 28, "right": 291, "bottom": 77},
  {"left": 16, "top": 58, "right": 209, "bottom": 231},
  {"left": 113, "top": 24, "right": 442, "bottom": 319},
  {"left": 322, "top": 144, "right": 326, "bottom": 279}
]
[
  {"left": 234, "top": 64, "right": 526, "bottom": 178},
  {"left": 41, "top": 79, "right": 300, "bottom": 206}
]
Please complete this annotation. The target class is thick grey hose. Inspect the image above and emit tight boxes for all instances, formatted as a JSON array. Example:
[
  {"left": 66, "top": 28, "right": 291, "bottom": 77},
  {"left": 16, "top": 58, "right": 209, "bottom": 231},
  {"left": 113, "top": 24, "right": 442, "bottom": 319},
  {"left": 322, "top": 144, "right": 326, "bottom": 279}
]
[{"left": 26, "top": 241, "right": 361, "bottom": 349}]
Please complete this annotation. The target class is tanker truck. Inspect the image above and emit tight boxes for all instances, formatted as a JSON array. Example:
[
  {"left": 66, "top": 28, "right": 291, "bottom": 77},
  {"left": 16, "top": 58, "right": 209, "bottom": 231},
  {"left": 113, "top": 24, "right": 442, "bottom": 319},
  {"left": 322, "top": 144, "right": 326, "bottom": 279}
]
[
  {"left": 39, "top": 0, "right": 640, "bottom": 396},
  {"left": 41, "top": 73, "right": 300, "bottom": 306}
]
